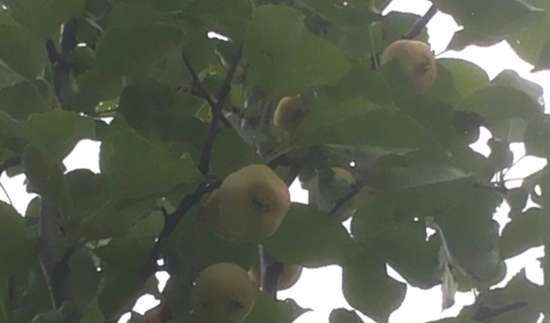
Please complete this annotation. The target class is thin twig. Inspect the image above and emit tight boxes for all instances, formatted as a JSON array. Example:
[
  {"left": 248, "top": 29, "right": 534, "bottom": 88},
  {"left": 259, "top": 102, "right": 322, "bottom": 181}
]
[
  {"left": 328, "top": 186, "right": 362, "bottom": 216},
  {"left": 472, "top": 302, "right": 528, "bottom": 321},
  {"left": 47, "top": 19, "right": 78, "bottom": 104},
  {"left": 181, "top": 53, "right": 218, "bottom": 109},
  {"left": 198, "top": 47, "right": 243, "bottom": 175},
  {"left": 403, "top": 5, "right": 438, "bottom": 39},
  {"left": 180, "top": 56, "right": 233, "bottom": 128},
  {"left": 39, "top": 259, "right": 58, "bottom": 311},
  {"left": 0, "top": 182, "right": 13, "bottom": 206},
  {"left": 143, "top": 178, "right": 221, "bottom": 278}
]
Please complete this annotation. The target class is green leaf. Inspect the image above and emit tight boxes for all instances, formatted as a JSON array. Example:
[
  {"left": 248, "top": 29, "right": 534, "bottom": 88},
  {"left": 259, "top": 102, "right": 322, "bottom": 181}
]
[
  {"left": 500, "top": 208, "right": 550, "bottom": 259},
  {"left": 7, "top": 0, "right": 86, "bottom": 39},
  {"left": 96, "top": 237, "right": 154, "bottom": 317},
  {"left": 438, "top": 58, "right": 489, "bottom": 99},
  {"left": 0, "top": 201, "right": 33, "bottom": 278},
  {"left": 329, "top": 308, "right": 365, "bottom": 323},
  {"left": 351, "top": 193, "right": 441, "bottom": 288},
  {"left": 244, "top": 5, "right": 350, "bottom": 95},
  {"left": 296, "top": 98, "right": 429, "bottom": 148},
  {"left": 506, "top": 0, "right": 550, "bottom": 71},
  {"left": 21, "top": 145, "right": 66, "bottom": 200},
  {"left": 342, "top": 248, "right": 406, "bottom": 323},
  {"left": 66, "top": 248, "right": 101, "bottom": 307},
  {"left": 0, "top": 16, "right": 47, "bottom": 79},
  {"left": 459, "top": 270, "right": 546, "bottom": 323},
  {"left": 0, "top": 60, "right": 23, "bottom": 89},
  {"left": 242, "top": 292, "right": 308, "bottom": 323},
  {"left": 436, "top": 202, "right": 505, "bottom": 285},
  {"left": 98, "top": 117, "right": 199, "bottom": 200},
  {"left": 264, "top": 203, "right": 356, "bottom": 267},
  {"left": 425, "top": 318, "right": 479, "bottom": 323},
  {"left": 96, "top": 25, "right": 183, "bottom": 77},
  {"left": 65, "top": 68, "right": 122, "bottom": 114},
  {"left": 0, "top": 81, "right": 50, "bottom": 120},
  {"left": 491, "top": 70, "right": 544, "bottom": 106},
  {"left": 460, "top": 86, "right": 543, "bottom": 142},
  {"left": 195, "top": 0, "right": 252, "bottom": 41},
  {"left": 80, "top": 301, "right": 105, "bottom": 323},
  {"left": 210, "top": 128, "right": 256, "bottom": 178},
  {"left": 298, "top": 0, "right": 378, "bottom": 26},
  {"left": 117, "top": 79, "right": 205, "bottom": 145},
  {"left": 24, "top": 110, "right": 96, "bottom": 161},
  {"left": 432, "top": 0, "right": 545, "bottom": 50}
]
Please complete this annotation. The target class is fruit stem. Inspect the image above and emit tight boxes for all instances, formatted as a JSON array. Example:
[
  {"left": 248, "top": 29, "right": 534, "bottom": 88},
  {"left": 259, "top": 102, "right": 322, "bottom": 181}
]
[{"left": 403, "top": 5, "right": 438, "bottom": 40}]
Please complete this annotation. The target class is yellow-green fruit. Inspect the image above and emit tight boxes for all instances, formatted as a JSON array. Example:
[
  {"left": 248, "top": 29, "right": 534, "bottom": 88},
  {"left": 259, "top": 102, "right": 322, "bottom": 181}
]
[
  {"left": 210, "top": 164, "right": 291, "bottom": 242},
  {"left": 273, "top": 95, "right": 305, "bottom": 132},
  {"left": 249, "top": 263, "right": 303, "bottom": 291},
  {"left": 381, "top": 39, "right": 437, "bottom": 93},
  {"left": 191, "top": 263, "right": 256, "bottom": 323}
]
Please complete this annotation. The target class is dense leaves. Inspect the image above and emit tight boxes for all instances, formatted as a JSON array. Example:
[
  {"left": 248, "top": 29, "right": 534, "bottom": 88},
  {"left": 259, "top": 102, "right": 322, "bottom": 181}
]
[{"left": 0, "top": 1, "right": 549, "bottom": 323}]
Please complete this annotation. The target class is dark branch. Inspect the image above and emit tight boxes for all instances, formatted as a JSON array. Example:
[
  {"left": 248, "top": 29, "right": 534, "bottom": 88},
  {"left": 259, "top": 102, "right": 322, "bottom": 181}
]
[
  {"left": 328, "top": 186, "right": 362, "bottom": 216},
  {"left": 181, "top": 53, "right": 218, "bottom": 109},
  {"left": 197, "top": 47, "right": 243, "bottom": 175},
  {"left": 403, "top": 5, "right": 438, "bottom": 39},
  {"left": 47, "top": 19, "right": 78, "bottom": 104},
  {"left": 180, "top": 55, "right": 234, "bottom": 129},
  {"left": 142, "top": 178, "right": 222, "bottom": 278},
  {"left": 472, "top": 302, "right": 528, "bottom": 321}
]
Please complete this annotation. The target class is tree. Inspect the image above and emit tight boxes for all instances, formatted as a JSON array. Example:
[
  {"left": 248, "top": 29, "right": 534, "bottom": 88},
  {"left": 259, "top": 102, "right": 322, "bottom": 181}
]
[{"left": 0, "top": 0, "right": 549, "bottom": 323}]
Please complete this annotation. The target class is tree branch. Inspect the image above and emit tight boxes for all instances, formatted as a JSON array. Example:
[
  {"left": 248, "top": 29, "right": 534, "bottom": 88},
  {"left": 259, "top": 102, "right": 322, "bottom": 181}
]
[
  {"left": 142, "top": 178, "right": 221, "bottom": 278},
  {"left": 328, "top": 186, "right": 362, "bottom": 216},
  {"left": 180, "top": 54, "right": 232, "bottom": 128},
  {"left": 47, "top": 19, "right": 78, "bottom": 104},
  {"left": 472, "top": 302, "right": 528, "bottom": 321},
  {"left": 197, "top": 47, "right": 243, "bottom": 175},
  {"left": 403, "top": 5, "right": 438, "bottom": 39}
]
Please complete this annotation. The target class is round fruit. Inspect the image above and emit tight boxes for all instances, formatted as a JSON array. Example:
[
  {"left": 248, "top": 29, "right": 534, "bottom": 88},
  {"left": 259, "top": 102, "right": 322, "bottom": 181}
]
[
  {"left": 273, "top": 95, "right": 306, "bottom": 132},
  {"left": 381, "top": 39, "right": 437, "bottom": 93},
  {"left": 249, "top": 263, "right": 303, "bottom": 291},
  {"left": 207, "top": 164, "right": 291, "bottom": 242},
  {"left": 190, "top": 263, "right": 256, "bottom": 323}
]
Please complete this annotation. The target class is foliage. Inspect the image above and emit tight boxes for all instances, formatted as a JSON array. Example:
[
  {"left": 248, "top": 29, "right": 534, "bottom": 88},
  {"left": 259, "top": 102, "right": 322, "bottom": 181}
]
[{"left": 0, "top": 0, "right": 549, "bottom": 323}]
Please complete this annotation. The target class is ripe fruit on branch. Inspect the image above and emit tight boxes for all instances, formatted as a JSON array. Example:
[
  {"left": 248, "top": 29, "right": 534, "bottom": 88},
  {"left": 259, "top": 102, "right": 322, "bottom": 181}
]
[
  {"left": 190, "top": 263, "right": 256, "bottom": 323},
  {"left": 249, "top": 263, "right": 303, "bottom": 291},
  {"left": 381, "top": 39, "right": 437, "bottom": 93},
  {"left": 203, "top": 164, "right": 291, "bottom": 242},
  {"left": 273, "top": 95, "right": 306, "bottom": 132}
]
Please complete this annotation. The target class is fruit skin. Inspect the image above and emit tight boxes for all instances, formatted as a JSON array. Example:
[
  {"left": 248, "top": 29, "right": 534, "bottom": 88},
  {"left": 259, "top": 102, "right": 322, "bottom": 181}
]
[
  {"left": 190, "top": 263, "right": 256, "bottom": 323},
  {"left": 381, "top": 39, "right": 437, "bottom": 93},
  {"left": 204, "top": 164, "right": 291, "bottom": 242},
  {"left": 273, "top": 95, "right": 306, "bottom": 132},
  {"left": 249, "top": 263, "right": 303, "bottom": 291}
]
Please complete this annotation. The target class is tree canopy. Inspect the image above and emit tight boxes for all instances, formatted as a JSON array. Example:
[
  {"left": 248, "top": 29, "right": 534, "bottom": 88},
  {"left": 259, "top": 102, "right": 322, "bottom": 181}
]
[{"left": 0, "top": 1, "right": 549, "bottom": 323}]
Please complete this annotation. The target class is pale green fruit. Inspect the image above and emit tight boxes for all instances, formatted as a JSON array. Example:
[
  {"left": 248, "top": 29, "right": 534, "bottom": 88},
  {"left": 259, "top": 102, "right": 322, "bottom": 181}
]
[
  {"left": 209, "top": 164, "right": 290, "bottom": 242},
  {"left": 191, "top": 263, "right": 256, "bottom": 323},
  {"left": 249, "top": 263, "right": 303, "bottom": 291},
  {"left": 273, "top": 95, "right": 306, "bottom": 132},
  {"left": 381, "top": 39, "right": 437, "bottom": 93}
]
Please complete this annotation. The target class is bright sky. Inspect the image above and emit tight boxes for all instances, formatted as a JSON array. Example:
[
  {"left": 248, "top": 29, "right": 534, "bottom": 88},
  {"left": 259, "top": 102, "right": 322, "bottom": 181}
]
[{"left": 1, "top": 1, "right": 548, "bottom": 322}]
